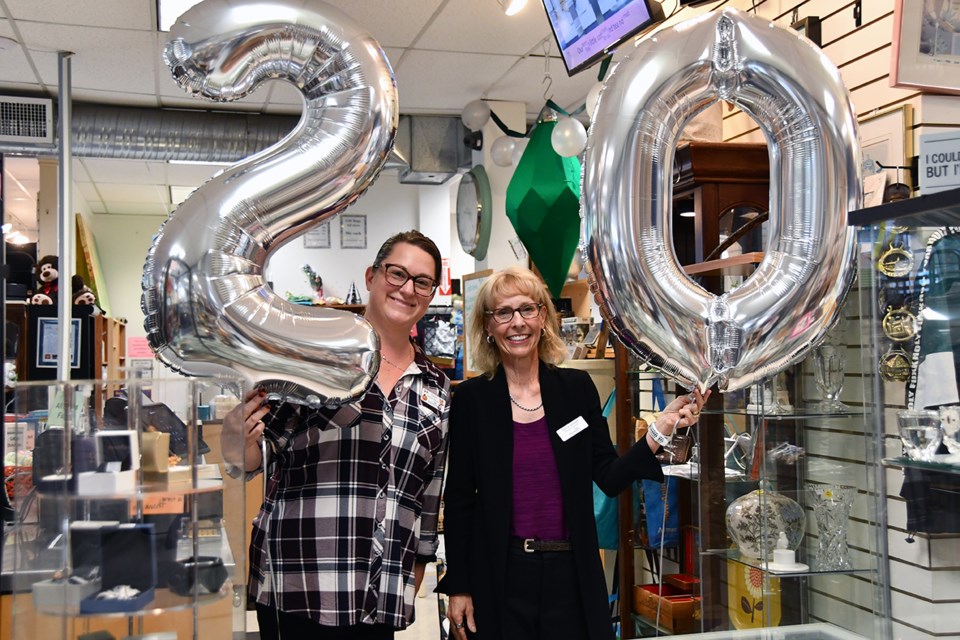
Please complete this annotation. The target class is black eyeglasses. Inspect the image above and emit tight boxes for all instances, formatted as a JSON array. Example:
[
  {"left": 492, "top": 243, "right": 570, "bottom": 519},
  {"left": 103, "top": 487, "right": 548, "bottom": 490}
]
[
  {"left": 379, "top": 263, "right": 438, "bottom": 296},
  {"left": 485, "top": 303, "right": 543, "bottom": 324}
]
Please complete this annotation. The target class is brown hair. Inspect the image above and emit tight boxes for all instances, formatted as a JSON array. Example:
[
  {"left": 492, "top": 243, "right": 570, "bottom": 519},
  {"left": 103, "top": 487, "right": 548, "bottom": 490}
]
[
  {"left": 372, "top": 230, "right": 442, "bottom": 281},
  {"left": 468, "top": 266, "right": 567, "bottom": 377}
]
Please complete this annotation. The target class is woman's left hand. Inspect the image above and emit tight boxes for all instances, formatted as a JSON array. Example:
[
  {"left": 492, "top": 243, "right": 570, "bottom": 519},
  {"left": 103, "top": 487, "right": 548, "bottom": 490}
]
[{"left": 656, "top": 388, "right": 710, "bottom": 437}]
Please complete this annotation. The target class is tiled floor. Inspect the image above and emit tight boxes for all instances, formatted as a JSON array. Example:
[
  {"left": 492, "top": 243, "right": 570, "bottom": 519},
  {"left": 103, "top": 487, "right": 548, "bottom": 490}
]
[{"left": 245, "top": 564, "right": 445, "bottom": 639}]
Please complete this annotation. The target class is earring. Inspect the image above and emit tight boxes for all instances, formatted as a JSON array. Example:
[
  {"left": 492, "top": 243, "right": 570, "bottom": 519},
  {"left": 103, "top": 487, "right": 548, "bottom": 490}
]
[
  {"left": 486, "top": 334, "right": 495, "bottom": 344},
  {"left": 541, "top": 328, "right": 546, "bottom": 337}
]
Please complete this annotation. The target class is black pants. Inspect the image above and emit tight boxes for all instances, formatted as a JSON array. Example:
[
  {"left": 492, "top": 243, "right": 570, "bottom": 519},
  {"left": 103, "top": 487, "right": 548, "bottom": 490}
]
[
  {"left": 255, "top": 604, "right": 395, "bottom": 640},
  {"left": 501, "top": 547, "right": 589, "bottom": 640}
]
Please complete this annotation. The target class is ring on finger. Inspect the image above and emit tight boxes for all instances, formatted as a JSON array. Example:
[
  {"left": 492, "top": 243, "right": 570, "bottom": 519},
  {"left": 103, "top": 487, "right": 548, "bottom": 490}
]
[{"left": 455, "top": 622, "right": 464, "bottom": 629}]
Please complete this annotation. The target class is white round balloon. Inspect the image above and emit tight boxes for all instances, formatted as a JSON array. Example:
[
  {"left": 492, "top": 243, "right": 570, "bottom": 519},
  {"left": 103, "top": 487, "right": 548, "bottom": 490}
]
[
  {"left": 461, "top": 99, "right": 491, "bottom": 131},
  {"left": 551, "top": 116, "right": 587, "bottom": 157},
  {"left": 491, "top": 136, "right": 516, "bottom": 167}
]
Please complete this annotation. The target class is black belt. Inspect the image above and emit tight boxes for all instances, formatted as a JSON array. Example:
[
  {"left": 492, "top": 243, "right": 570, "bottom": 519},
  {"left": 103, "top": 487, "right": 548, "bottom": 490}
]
[{"left": 510, "top": 537, "right": 573, "bottom": 553}]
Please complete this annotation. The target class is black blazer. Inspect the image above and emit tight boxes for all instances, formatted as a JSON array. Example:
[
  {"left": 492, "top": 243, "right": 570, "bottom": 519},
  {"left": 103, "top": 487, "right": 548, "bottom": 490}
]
[{"left": 436, "top": 361, "right": 663, "bottom": 640}]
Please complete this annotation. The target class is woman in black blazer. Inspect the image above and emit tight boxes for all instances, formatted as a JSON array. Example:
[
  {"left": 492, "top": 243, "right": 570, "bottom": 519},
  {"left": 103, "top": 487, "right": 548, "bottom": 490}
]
[{"left": 437, "top": 266, "right": 707, "bottom": 640}]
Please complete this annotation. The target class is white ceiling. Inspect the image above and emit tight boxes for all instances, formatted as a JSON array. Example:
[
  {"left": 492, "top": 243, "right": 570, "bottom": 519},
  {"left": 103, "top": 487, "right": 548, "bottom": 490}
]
[{"left": 0, "top": 0, "right": 645, "bottom": 239}]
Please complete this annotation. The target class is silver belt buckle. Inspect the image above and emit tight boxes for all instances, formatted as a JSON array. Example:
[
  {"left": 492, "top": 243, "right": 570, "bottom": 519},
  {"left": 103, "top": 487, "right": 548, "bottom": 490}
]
[{"left": 523, "top": 538, "right": 535, "bottom": 553}]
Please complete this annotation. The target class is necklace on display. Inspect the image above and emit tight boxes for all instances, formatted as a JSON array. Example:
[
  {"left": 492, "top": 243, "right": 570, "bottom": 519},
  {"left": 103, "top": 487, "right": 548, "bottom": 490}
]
[{"left": 509, "top": 394, "right": 543, "bottom": 412}]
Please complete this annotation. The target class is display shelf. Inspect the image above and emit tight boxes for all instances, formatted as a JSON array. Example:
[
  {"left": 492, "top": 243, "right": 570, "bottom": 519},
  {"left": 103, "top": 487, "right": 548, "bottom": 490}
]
[
  {"left": 683, "top": 252, "right": 764, "bottom": 277},
  {"left": 881, "top": 456, "right": 960, "bottom": 475},
  {"left": 847, "top": 185, "right": 960, "bottom": 227},
  {"left": 701, "top": 549, "right": 876, "bottom": 577},
  {"left": 2, "top": 377, "right": 248, "bottom": 640},
  {"left": 701, "top": 407, "right": 865, "bottom": 419}
]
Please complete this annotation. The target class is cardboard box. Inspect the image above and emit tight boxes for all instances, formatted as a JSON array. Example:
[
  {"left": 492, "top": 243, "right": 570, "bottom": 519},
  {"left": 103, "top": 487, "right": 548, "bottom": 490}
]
[{"left": 633, "top": 583, "right": 701, "bottom": 634}]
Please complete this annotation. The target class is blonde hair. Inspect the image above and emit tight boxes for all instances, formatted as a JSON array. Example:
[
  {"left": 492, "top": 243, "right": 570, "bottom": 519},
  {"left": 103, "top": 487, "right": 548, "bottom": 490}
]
[{"left": 468, "top": 266, "right": 567, "bottom": 378}]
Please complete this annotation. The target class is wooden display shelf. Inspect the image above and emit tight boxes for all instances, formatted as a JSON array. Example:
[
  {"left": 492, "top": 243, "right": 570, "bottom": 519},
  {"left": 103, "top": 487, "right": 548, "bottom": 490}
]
[{"left": 683, "top": 252, "right": 764, "bottom": 277}]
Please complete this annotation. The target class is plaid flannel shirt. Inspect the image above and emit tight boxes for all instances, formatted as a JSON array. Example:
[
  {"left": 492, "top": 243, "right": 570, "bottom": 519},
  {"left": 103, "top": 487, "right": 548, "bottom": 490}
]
[{"left": 248, "top": 347, "right": 450, "bottom": 629}]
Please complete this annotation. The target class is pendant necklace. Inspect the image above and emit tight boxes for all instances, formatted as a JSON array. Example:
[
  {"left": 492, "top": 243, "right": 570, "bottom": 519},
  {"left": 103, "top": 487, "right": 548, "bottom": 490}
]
[
  {"left": 509, "top": 393, "right": 543, "bottom": 412},
  {"left": 381, "top": 351, "right": 412, "bottom": 373}
]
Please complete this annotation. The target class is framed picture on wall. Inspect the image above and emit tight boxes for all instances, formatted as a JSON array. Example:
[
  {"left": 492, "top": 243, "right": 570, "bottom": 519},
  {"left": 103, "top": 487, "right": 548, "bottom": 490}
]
[
  {"left": 891, "top": 0, "right": 960, "bottom": 95},
  {"left": 461, "top": 269, "right": 493, "bottom": 379},
  {"left": 859, "top": 105, "right": 914, "bottom": 202},
  {"left": 340, "top": 215, "right": 367, "bottom": 249},
  {"left": 303, "top": 222, "right": 331, "bottom": 249}
]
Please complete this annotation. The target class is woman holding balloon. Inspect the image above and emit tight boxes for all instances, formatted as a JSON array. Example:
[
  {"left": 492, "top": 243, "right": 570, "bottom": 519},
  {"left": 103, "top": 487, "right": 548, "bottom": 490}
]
[
  {"left": 437, "top": 266, "right": 707, "bottom": 640},
  {"left": 225, "top": 230, "right": 450, "bottom": 640}
]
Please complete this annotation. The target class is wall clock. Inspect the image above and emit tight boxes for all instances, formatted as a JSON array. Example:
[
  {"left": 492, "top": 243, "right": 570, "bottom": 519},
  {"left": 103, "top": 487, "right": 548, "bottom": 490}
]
[{"left": 456, "top": 165, "right": 492, "bottom": 260}]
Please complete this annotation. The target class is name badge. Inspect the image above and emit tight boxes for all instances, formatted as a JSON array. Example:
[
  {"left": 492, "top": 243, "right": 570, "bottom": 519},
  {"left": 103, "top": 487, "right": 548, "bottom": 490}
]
[
  {"left": 420, "top": 389, "right": 445, "bottom": 412},
  {"left": 557, "top": 416, "right": 588, "bottom": 442}
]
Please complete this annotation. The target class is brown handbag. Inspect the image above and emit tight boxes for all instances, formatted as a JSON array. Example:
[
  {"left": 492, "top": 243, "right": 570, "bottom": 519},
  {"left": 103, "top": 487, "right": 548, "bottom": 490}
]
[{"left": 634, "top": 417, "right": 693, "bottom": 465}]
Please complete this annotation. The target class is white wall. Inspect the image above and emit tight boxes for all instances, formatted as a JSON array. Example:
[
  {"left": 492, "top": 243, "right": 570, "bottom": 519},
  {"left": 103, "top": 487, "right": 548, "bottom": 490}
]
[{"left": 264, "top": 176, "right": 420, "bottom": 301}]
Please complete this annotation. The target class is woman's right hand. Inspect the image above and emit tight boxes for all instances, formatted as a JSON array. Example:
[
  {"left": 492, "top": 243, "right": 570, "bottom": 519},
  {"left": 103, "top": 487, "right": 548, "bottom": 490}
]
[
  {"left": 222, "top": 388, "right": 270, "bottom": 472},
  {"left": 447, "top": 593, "right": 476, "bottom": 640}
]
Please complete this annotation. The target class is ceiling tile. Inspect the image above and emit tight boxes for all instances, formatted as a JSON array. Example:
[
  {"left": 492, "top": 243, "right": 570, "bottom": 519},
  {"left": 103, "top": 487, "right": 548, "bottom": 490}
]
[
  {"left": 101, "top": 202, "right": 171, "bottom": 216},
  {"left": 76, "top": 182, "right": 103, "bottom": 203},
  {"left": 0, "top": 47, "right": 43, "bottom": 86},
  {"left": 395, "top": 50, "right": 518, "bottom": 114},
  {"left": 17, "top": 22, "right": 159, "bottom": 95},
  {"left": 71, "top": 88, "right": 160, "bottom": 108},
  {"left": 95, "top": 183, "right": 168, "bottom": 204},
  {"left": 79, "top": 159, "right": 157, "bottom": 184},
  {"left": 4, "top": 0, "right": 155, "bottom": 31},
  {"left": 323, "top": 0, "right": 447, "bottom": 48},
  {"left": 418, "top": 0, "right": 553, "bottom": 56},
  {"left": 488, "top": 54, "right": 598, "bottom": 118},
  {"left": 164, "top": 163, "right": 225, "bottom": 186}
]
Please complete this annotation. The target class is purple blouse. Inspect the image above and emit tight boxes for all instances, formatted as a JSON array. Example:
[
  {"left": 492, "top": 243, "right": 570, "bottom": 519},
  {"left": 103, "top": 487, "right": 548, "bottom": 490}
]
[{"left": 511, "top": 415, "right": 569, "bottom": 541}]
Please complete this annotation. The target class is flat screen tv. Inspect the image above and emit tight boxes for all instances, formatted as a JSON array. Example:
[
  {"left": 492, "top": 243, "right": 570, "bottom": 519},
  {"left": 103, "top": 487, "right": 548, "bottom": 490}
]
[{"left": 542, "top": 0, "right": 660, "bottom": 76}]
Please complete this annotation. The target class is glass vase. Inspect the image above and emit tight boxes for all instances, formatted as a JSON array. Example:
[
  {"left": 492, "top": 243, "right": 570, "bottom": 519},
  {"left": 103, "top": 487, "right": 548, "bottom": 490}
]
[
  {"left": 725, "top": 486, "right": 804, "bottom": 560},
  {"left": 808, "top": 484, "right": 856, "bottom": 571}
]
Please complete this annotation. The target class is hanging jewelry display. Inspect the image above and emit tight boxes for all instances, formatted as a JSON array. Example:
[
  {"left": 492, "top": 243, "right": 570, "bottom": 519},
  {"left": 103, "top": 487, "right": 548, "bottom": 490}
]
[
  {"left": 877, "top": 240, "right": 914, "bottom": 278},
  {"left": 881, "top": 304, "right": 917, "bottom": 342},
  {"left": 879, "top": 345, "right": 912, "bottom": 383}
]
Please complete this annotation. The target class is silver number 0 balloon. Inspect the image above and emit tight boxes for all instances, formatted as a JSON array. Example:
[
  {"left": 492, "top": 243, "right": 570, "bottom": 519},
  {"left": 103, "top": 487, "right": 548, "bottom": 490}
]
[
  {"left": 141, "top": 0, "right": 397, "bottom": 406},
  {"left": 583, "top": 9, "right": 861, "bottom": 392}
]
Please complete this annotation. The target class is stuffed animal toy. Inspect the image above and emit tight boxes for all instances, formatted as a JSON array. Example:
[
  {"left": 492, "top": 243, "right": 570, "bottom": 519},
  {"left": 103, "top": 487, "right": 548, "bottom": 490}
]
[
  {"left": 72, "top": 274, "right": 97, "bottom": 306},
  {"left": 29, "top": 255, "right": 59, "bottom": 305}
]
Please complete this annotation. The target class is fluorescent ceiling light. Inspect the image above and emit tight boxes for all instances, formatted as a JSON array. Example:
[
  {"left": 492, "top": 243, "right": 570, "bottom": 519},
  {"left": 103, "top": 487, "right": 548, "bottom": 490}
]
[
  {"left": 498, "top": 0, "right": 528, "bottom": 16},
  {"left": 679, "top": 211, "right": 696, "bottom": 218},
  {"left": 157, "top": 0, "right": 204, "bottom": 32}
]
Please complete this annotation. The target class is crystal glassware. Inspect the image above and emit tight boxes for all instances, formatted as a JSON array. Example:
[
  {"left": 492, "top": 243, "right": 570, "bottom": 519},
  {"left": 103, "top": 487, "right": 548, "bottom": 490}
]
[
  {"left": 813, "top": 344, "right": 848, "bottom": 412},
  {"left": 897, "top": 409, "right": 943, "bottom": 461},
  {"left": 726, "top": 485, "right": 805, "bottom": 560},
  {"left": 808, "top": 484, "right": 856, "bottom": 571},
  {"left": 939, "top": 406, "right": 960, "bottom": 463}
]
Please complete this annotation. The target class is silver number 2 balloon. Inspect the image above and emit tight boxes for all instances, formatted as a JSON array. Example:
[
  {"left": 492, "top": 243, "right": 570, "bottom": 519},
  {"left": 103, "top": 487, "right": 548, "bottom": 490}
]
[
  {"left": 141, "top": 0, "right": 397, "bottom": 406},
  {"left": 583, "top": 9, "right": 861, "bottom": 392}
]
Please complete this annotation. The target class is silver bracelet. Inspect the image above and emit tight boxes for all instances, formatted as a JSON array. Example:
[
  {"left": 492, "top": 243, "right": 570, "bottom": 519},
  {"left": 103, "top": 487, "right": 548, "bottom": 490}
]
[{"left": 648, "top": 420, "right": 674, "bottom": 446}]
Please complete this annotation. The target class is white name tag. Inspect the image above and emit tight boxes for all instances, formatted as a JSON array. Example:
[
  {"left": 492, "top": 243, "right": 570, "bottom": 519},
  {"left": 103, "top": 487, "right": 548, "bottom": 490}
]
[
  {"left": 557, "top": 416, "right": 589, "bottom": 442},
  {"left": 420, "top": 389, "right": 445, "bottom": 412}
]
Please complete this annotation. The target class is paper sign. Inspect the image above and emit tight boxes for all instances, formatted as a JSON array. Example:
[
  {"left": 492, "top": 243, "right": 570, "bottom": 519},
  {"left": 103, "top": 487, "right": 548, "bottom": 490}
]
[
  {"left": 919, "top": 130, "right": 960, "bottom": 195},
  {"left": 127, "top": 336, "right": 155, "bottom": 359},
  {"left": 138, "top": 493, "right": 185, "bottom": 516}
]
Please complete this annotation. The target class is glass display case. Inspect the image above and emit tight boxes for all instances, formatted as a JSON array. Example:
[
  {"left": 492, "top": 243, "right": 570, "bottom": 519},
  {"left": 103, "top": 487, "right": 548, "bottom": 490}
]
[
  {"left": 1, "top": 375, "right": 248, "bottom": 640},
  {"left": 615, "top": 336, "right": 888, "bottom": 639},
  {"left": 850, "top": 186, "right": 960, "bottom": 640}
]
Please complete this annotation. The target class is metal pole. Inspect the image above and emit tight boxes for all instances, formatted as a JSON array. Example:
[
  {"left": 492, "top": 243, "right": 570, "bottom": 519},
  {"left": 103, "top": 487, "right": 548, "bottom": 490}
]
[{"left": 57, "top": 51, "right": 74, "bottom": 381}]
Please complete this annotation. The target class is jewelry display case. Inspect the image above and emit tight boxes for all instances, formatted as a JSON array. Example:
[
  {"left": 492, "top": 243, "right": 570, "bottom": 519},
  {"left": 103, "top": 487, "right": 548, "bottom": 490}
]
[
  {"left": 850, "top": 186, "right": 960, "bottom": 639},
  {"left": 611, "top": 142, "right": 892, "bottom": 638},
  {"left": 1, "top": 375, "right": 247, "bottom": 640}
]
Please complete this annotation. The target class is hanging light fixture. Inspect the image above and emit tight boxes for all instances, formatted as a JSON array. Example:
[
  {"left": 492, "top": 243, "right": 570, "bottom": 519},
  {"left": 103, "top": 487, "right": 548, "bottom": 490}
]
[{"left": 498, "top": 0, "right": 528, "bottom": 16}]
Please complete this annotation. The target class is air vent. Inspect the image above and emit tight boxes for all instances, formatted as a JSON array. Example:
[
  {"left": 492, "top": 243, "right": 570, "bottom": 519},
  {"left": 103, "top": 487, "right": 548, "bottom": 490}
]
[{"left": 0, "top": 96, "right": 53, "bottom": 144}]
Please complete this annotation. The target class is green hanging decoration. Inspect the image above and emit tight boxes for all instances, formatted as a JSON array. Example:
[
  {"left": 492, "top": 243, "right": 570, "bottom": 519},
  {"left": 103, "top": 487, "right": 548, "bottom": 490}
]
[{"left": 505, "top": 109, "right": 581, "bottom": 298}]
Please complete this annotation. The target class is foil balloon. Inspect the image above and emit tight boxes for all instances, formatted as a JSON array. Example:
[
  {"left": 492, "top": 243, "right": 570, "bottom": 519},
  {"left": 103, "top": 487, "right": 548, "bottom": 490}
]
[
  {"left": 141, "top": 0, "right": 398, "bottom": 407},
  {"left": 582, "top": 8, "right": 860, "bottom": 392}
]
